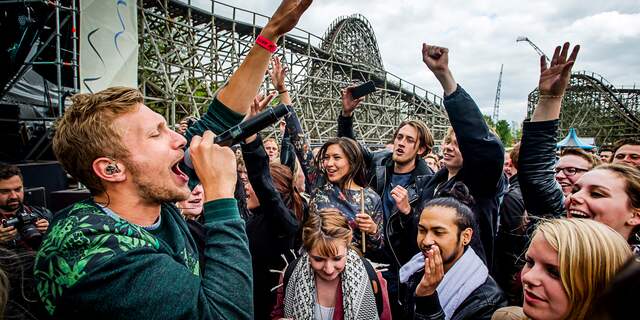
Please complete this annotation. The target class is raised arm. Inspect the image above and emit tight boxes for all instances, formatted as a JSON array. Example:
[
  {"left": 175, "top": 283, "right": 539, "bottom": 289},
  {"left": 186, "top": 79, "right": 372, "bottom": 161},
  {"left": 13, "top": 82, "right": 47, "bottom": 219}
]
[
  {"left": 217, "top": 0, "right": 311, "bottom": 114},
  {"left": 422, "top": 43, "right": 504, "bottom": 196},
  {"left": 520, "top": 42, "right": 580, "bottom": 218},
  {"left": 336, "top": 85, "right": 374, "bottom": 164},
  {"left": 183, "top": 0, "right": 312, "bottom": 146}
]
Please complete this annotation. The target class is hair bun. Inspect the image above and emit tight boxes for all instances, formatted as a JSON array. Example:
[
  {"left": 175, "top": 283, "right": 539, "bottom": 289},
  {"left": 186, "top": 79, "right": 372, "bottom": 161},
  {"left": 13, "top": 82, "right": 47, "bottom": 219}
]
[{"left": 436, "top": 182, "right": 475, "bottom": 207}]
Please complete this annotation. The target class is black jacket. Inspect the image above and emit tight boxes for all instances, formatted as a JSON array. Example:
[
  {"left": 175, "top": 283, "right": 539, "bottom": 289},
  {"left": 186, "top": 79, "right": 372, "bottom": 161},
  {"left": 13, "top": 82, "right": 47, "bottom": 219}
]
[
  {"left": 337, "top": 114, "right": 433, "bottom": 268},
  {"left": 518, "top": 120, "right": 565, "bottom": 218},
  {"left": 419, "top": 86, "right": 507, "bottom": 271},
  {"left": 405, "top": 271, "right": 507, "bottom": 320},
  {"left": 242, "top": 135, "right": 301, "bottom": 320},
  {"left": 494, "top": 174, "right": 527, "bottom": 305}
]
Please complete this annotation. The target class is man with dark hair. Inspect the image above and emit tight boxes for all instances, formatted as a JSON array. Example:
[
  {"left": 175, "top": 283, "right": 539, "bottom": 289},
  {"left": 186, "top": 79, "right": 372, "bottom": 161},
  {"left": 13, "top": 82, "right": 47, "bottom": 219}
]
[
  {"left": 32, "top": 1, "right": 313, "bottom": 318},
  {"left": 599, "top": 145, "right": 614, "bottom": 163},
  {"left": 338, "top": 83, "right": 435, "bottom": 318},
  {"left": 400, "top": 188, "right": 506, "bottom": 320},
  {"left": 613, "top": 138, "right": 640, "bottom": 168},
  {"left": 338, "top": 88, "right": 435, "bottom": 263},
  {"left": 0, "top": 163, "right": 51, "bottom": 251}
]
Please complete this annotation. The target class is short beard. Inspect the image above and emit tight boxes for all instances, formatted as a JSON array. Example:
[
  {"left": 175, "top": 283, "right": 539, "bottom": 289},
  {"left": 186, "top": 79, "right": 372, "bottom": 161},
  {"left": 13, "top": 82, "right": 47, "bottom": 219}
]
[
  {"left": 392, "top": 152, "right": 417, "bottom": 166},
  {"left": 0, "top": 204, "right": 19, "bottom": 213},
  {"left": 125, "top": 158, "right": 190, "bottom": 204}
]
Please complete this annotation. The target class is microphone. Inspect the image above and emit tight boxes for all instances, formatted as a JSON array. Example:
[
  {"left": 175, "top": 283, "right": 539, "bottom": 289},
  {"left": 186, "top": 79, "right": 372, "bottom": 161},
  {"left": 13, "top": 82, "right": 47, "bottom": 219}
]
[{"left": 183, "top": 103, "right": 291, "bottom": 168}]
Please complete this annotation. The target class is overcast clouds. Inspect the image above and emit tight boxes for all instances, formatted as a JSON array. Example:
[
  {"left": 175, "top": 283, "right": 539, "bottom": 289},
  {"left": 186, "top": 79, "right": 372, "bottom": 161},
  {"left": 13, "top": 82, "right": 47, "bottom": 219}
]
[{"left": 190, "top": 0, "right": 640, "bottom": 125}]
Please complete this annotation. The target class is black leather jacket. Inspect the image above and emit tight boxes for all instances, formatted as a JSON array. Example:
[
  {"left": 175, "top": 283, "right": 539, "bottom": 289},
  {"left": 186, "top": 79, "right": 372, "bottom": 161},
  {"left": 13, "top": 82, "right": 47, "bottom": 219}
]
[
  {"left": 518, "top": 119, "right": 565, "bottom": 218},
  {"left": 418, "top": 86, "right": 507, "bottom": 270},
  {"left": 337, "top": 114, "right": 433, "bottom": 268},
  {"left": 405, "top": 272, "right": 507, "bottom": 320}
]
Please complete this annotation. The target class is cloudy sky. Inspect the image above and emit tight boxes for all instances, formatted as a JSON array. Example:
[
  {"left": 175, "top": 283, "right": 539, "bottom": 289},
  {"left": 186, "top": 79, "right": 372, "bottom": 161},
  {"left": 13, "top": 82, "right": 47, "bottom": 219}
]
[{"left": 190, "top": 0, "right": 640, "bottom": 125}]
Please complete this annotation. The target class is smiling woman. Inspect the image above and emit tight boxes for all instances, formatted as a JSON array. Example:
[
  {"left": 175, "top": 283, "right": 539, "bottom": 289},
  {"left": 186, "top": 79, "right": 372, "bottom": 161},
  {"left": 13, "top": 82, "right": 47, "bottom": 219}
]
[
  {"left": 310, "top": 137, "right": 385, "bottom": 257},
  {"left": 492, "top": 218, "right": 631, "bottom": 320}
]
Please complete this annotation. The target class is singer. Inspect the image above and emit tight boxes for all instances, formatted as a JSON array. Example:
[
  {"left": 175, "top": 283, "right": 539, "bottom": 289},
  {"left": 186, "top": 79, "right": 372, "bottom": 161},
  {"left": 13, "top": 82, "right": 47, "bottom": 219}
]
[{"left": 31, "top": 0, "right": 313, "bottom": 318}]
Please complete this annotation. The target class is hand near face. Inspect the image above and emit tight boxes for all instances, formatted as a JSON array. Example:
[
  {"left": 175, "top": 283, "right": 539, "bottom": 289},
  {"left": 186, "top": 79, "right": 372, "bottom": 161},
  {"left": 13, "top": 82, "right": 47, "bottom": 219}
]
[
  {"left": 390, "top": 185, "right": 411, "bottom": 215},
  {"left": 36, "top": 218, "right": 49, "bottom": 233},
  {"left": 0, "top": 225, "right": 17, "bottom": 243},
  {"left": 189, "top": 130, "right": 238, "bottom": 202},
  {"left": 415, "top": 246, "right": 445, "bottom": 297},
  {"left": 356, "top": 213, "right": 377, "bottom": 235}
]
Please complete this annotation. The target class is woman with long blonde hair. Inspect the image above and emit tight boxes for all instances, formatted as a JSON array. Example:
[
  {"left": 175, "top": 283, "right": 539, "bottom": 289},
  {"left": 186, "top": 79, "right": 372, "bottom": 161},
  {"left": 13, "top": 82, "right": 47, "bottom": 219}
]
[{"left": 492, "top": 218, "right": 631, "bottom": 320}]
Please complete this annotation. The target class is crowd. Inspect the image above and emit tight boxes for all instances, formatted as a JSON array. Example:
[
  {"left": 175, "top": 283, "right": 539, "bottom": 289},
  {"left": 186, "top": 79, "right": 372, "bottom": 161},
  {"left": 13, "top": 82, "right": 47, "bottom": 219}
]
[{"left": 1, "top": 0, "right": 640, "bottom": 319}]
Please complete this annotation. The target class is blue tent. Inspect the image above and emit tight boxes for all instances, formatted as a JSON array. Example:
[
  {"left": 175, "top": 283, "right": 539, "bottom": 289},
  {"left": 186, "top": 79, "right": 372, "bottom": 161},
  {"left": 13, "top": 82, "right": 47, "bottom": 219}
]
[{"left": 557, "top": 128, "right": 595, "bottom": 150}]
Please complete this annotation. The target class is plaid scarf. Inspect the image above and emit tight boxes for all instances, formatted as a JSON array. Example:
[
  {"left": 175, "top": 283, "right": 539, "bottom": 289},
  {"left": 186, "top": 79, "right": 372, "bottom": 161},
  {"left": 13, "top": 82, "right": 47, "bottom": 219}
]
[{"left": 283, "top": 249, "right": 379, "bottom": 320}]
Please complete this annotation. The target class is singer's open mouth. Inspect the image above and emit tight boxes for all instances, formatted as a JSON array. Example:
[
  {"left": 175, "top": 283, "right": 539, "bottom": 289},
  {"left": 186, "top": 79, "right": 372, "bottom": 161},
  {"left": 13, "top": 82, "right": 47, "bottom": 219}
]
[{"left": 171, "top": 160, "right": 189, "bottom": 183}]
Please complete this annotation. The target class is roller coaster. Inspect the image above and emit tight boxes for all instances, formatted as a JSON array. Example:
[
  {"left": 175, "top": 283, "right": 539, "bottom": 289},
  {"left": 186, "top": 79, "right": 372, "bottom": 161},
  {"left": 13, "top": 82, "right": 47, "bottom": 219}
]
[
  {"left": 527, "top": 71, "right": 640, "bottom": 145},
  {"left": 138, "top": 0, "right": 450, "bottom": 145}
]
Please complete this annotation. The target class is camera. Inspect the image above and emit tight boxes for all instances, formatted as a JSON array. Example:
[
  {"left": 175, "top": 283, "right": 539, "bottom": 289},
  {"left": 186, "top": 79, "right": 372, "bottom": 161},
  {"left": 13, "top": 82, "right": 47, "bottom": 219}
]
[{"left": 2, "top": 205, "right": 41, "bottom": 240}]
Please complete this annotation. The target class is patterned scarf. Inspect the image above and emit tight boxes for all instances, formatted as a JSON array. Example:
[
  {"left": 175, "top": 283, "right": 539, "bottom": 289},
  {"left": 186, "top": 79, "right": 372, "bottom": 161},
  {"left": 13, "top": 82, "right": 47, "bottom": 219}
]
[{"left": 283, "top": 249, "right": 379, "bottom": 320}]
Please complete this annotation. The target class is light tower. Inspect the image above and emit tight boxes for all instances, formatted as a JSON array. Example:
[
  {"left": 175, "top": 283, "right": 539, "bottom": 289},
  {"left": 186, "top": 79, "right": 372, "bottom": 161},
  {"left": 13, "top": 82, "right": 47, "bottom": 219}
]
[{"left": 492, "top": 64, "right": 504, "bottom": 124}]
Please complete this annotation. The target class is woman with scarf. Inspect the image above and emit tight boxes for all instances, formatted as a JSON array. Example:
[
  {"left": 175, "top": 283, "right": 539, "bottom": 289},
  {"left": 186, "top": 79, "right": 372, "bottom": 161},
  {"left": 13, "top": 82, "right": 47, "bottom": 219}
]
[{"left": 271, "top": 209, "right": 391, "bottom": 319}]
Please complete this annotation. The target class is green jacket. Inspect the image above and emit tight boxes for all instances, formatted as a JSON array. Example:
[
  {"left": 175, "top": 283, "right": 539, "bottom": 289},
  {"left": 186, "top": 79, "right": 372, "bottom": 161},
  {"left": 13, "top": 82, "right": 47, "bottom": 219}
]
[{"left": 34, "top": 98, "right": 253, "bottom": 319}]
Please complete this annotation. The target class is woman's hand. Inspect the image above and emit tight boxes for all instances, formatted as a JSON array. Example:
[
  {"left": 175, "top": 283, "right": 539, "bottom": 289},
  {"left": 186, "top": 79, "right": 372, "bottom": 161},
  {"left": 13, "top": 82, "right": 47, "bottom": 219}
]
[{"left": 356, "top": 213, "right": 377, "bottom": 235}]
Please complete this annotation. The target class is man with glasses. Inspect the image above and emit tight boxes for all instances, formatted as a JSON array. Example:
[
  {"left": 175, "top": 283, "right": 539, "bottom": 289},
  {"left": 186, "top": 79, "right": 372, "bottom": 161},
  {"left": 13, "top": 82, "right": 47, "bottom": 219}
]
[{"left": 555, "top": 148, "right": 600, "bottom": 196}]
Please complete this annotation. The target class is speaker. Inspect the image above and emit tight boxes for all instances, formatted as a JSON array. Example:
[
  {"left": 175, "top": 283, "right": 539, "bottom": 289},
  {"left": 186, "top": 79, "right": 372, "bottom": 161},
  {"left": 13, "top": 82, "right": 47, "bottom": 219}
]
[
  {"left": 17, "top": 161, "right": 67, "bottom": 208},
  {"left": 50, "top": 189, "right": 91, "bottom": 213},
  {"left": 24, "top": 186, "right": 47, "bottom": 208}
]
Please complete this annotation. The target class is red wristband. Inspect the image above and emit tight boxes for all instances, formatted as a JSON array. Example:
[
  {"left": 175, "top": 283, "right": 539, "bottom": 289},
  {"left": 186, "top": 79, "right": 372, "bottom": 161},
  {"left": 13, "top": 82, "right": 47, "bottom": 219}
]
[{"left": 256, "top": 35, "right": 277, "bottom": 53}]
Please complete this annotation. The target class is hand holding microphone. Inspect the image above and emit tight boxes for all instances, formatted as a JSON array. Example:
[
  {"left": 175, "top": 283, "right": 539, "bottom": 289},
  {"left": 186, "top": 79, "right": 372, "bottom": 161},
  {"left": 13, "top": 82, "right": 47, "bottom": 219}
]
[
  {"left": 188, "top": 131, "right": 237, "bottom": 202},
  {"left": 184, "top": 103, "right": 291, "bottom": 168}
]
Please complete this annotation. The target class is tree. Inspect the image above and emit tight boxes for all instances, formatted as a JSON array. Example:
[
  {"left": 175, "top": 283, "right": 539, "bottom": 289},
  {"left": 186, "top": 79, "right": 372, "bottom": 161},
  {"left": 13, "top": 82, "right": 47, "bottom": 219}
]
[
  {"left": 495, "top": 119, "right": 514, "bottom": 147},
  {"left": 483, "top": 114, "right": 495, "bottom": 129}
]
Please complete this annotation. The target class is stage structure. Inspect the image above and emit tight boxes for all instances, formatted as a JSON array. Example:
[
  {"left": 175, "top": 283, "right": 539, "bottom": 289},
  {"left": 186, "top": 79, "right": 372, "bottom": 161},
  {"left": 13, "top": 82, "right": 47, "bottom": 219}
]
[
  {"left": 528, "top": 71, "right": 640, "bottom": 145},
  {"left": 137, "top": 0, "right": 450, "bottom": 145}
]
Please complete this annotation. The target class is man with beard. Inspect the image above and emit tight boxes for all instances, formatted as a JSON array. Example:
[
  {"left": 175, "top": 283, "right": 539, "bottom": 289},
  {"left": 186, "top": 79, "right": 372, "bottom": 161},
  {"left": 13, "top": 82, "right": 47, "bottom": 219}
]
[
  {"left": 0, "top": 163, "right": 51, "bottom": 251},
  {"left": 399, "top": 183, "right": 506, "bottom": 320},
  {"left": 0, "top": 164, "right": 51, "bottom": 319},
  {"left": 32, "top": 0, "right": 313, "bottom": 318}
]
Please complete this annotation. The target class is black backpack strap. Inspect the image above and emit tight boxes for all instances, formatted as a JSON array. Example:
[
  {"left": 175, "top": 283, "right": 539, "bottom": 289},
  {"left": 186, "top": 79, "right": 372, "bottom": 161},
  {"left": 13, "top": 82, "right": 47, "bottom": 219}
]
[
  {"left": 282, "top": 255, "right": 303, "bottom": 294},
  {"left": 360, "top": 256, "right": 383, "bottom": 316}
]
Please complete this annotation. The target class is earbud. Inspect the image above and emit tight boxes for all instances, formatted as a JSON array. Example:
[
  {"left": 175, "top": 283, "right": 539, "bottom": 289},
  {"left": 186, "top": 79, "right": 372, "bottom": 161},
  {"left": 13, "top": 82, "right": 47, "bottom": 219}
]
[{"left": 106, "top": 163, "right": 120, "bottom": 175}]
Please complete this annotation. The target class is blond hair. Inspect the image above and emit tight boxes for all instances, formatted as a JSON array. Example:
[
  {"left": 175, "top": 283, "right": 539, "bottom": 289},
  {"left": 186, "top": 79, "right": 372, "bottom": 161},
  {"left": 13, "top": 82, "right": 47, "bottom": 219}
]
[
  {"left": 302, "top": 208, "right": 353, "bottom": 257},
  {"left": 53, "top": 87, "right": 143, "bottom": 194},
  {"left": 533, "top": 219, "right": 631, "bottom": 319}
]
